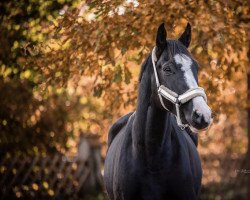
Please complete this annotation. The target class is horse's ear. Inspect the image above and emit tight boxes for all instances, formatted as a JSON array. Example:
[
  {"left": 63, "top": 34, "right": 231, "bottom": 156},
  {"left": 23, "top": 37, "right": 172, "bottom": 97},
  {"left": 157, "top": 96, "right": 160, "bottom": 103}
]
[
  {"left": 156, "top": 23, "right": 167, "bottom": 55},
  {"left": 179, "top": 23, "right": 191, "bottom": 48}
]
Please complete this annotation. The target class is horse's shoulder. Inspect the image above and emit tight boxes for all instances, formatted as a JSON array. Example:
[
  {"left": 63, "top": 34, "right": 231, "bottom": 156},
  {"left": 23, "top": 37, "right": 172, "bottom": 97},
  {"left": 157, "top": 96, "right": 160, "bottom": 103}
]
[{"left": 107, "top": 112, "right": 134, "bottom": 147}]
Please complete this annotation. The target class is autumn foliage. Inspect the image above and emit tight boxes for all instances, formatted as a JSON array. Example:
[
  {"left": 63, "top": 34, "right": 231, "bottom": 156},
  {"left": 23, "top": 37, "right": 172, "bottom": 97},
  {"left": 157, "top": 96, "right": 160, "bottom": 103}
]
[{"left": 0, "top": 0, "right": 249, "bottom": 199}]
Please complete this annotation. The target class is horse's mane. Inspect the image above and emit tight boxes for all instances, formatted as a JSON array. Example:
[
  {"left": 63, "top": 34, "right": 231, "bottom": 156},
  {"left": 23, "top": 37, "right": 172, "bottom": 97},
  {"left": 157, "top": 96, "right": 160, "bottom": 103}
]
[{"left": 138, "top": 53, "right": 151, "bottom": 82}]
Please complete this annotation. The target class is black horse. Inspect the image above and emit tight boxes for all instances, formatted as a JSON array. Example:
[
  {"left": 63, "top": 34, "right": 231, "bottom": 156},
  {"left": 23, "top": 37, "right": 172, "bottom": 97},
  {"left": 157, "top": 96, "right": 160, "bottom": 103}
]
[{"left": 104, "top": 23, "right": 212, "bottom": 200}]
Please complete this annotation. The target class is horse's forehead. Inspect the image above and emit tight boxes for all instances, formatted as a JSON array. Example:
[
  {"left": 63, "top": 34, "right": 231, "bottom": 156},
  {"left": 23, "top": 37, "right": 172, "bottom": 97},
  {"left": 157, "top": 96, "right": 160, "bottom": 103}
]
[
  {"left": 173, "top": 53, "right": 193, "bottom": 71},
  {"left": 173, "top": 53, "right": 198, "bottom": 88}
]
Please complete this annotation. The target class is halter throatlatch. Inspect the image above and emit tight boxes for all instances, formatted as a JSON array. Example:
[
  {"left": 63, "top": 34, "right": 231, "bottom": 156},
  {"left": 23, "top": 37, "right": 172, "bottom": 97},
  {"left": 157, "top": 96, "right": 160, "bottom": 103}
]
[{"left": 151, "top": 47, "right": 207, "bottom": 130}]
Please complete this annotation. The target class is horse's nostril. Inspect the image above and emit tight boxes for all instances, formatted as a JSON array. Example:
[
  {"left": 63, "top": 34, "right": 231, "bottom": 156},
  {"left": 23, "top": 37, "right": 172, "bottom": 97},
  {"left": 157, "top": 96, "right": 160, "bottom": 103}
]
[
  {"left": 194, "top": 110, "right": 201, "bottom": 117},
  {"left": 192, "top": 110, "right": 204, "bottom": 125},
  {"left": 192, "top": 109, "right": 211, "bottom": 129}
]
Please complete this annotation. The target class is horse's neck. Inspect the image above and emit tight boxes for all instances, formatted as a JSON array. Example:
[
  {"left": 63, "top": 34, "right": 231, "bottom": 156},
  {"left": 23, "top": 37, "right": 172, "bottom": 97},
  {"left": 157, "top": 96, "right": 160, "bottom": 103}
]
[
  {"left": 144, "top": 105, "right": 173, "bottom": 170},
  {"left": 133, "top": 60, "right": 172, "bottom": 164}
]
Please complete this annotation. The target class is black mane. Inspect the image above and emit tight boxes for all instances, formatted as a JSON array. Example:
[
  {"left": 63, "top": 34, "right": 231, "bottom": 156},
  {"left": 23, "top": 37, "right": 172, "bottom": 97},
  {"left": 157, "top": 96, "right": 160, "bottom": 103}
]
[{"left": 138, "top": 53, "right": 151, "bottom": 82}]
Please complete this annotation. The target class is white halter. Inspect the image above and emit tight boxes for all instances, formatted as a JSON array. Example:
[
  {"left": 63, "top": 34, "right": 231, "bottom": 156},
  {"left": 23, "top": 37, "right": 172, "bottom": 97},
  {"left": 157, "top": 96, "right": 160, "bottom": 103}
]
[{"left": 151, "top": 47, "right": 207, "bottom": 129}]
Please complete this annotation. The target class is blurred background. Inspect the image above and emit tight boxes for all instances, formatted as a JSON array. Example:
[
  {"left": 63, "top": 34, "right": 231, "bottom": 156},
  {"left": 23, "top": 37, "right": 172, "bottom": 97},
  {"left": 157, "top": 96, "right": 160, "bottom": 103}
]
[{"left": 0, "top": 0, "right": 249, "bottom": 199}]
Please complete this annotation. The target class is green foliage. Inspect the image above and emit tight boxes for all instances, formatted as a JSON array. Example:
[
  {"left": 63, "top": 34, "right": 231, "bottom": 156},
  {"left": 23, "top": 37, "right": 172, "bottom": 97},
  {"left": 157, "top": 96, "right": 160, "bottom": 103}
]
[{"left": 0, "top": 0, "right": 81, "bottom": 154}]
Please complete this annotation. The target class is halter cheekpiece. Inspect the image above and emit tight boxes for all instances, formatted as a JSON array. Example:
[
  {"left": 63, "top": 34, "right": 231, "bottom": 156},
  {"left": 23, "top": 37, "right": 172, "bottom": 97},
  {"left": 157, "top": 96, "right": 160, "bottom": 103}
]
[{"left": 151, "top": 47, "right": 207, "bottom": 130}]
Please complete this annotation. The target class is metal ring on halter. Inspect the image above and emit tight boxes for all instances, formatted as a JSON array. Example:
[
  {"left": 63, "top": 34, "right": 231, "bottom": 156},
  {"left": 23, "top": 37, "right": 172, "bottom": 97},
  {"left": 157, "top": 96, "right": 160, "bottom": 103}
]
[{"left": 151, "top": 47, "right": 207, "bottom": 129}]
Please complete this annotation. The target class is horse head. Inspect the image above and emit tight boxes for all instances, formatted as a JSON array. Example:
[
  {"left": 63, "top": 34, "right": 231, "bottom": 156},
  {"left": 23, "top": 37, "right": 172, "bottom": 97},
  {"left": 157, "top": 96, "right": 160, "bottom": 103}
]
[{"left": 151, "top": 23, "right": 212, "bottom": 132}]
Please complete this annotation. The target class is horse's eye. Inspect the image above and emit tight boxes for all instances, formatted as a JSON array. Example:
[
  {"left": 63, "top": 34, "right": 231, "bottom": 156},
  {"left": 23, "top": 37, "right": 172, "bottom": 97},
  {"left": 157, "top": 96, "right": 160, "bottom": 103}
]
[{"left": 162, "top": 63, "right": 174, "bottom": 75}]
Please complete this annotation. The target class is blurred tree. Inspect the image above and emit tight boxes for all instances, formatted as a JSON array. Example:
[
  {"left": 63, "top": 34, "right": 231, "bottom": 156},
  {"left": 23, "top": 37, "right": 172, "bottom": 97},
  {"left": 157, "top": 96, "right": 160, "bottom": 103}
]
[
  {"left": 0, "top": 0, "right": 74, "bottom": 71},
  {"left": 0, "top": 0, "right": 91, "bottom": 155},
  {"left": 0, "top": 0, "right": 249, "bottom": 198},
  {"left": 23, "top": 0, "right": 249, "bottom": 198},
  {"left": 24, "top": 0, "right": 249, "bottom": 145}
]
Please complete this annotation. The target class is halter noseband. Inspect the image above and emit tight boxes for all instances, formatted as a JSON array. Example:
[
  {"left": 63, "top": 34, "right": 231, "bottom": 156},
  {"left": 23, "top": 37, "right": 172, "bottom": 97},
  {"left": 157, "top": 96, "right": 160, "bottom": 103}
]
[{"left": 151, "top": 47, "right": 207, "bottom": 130}]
